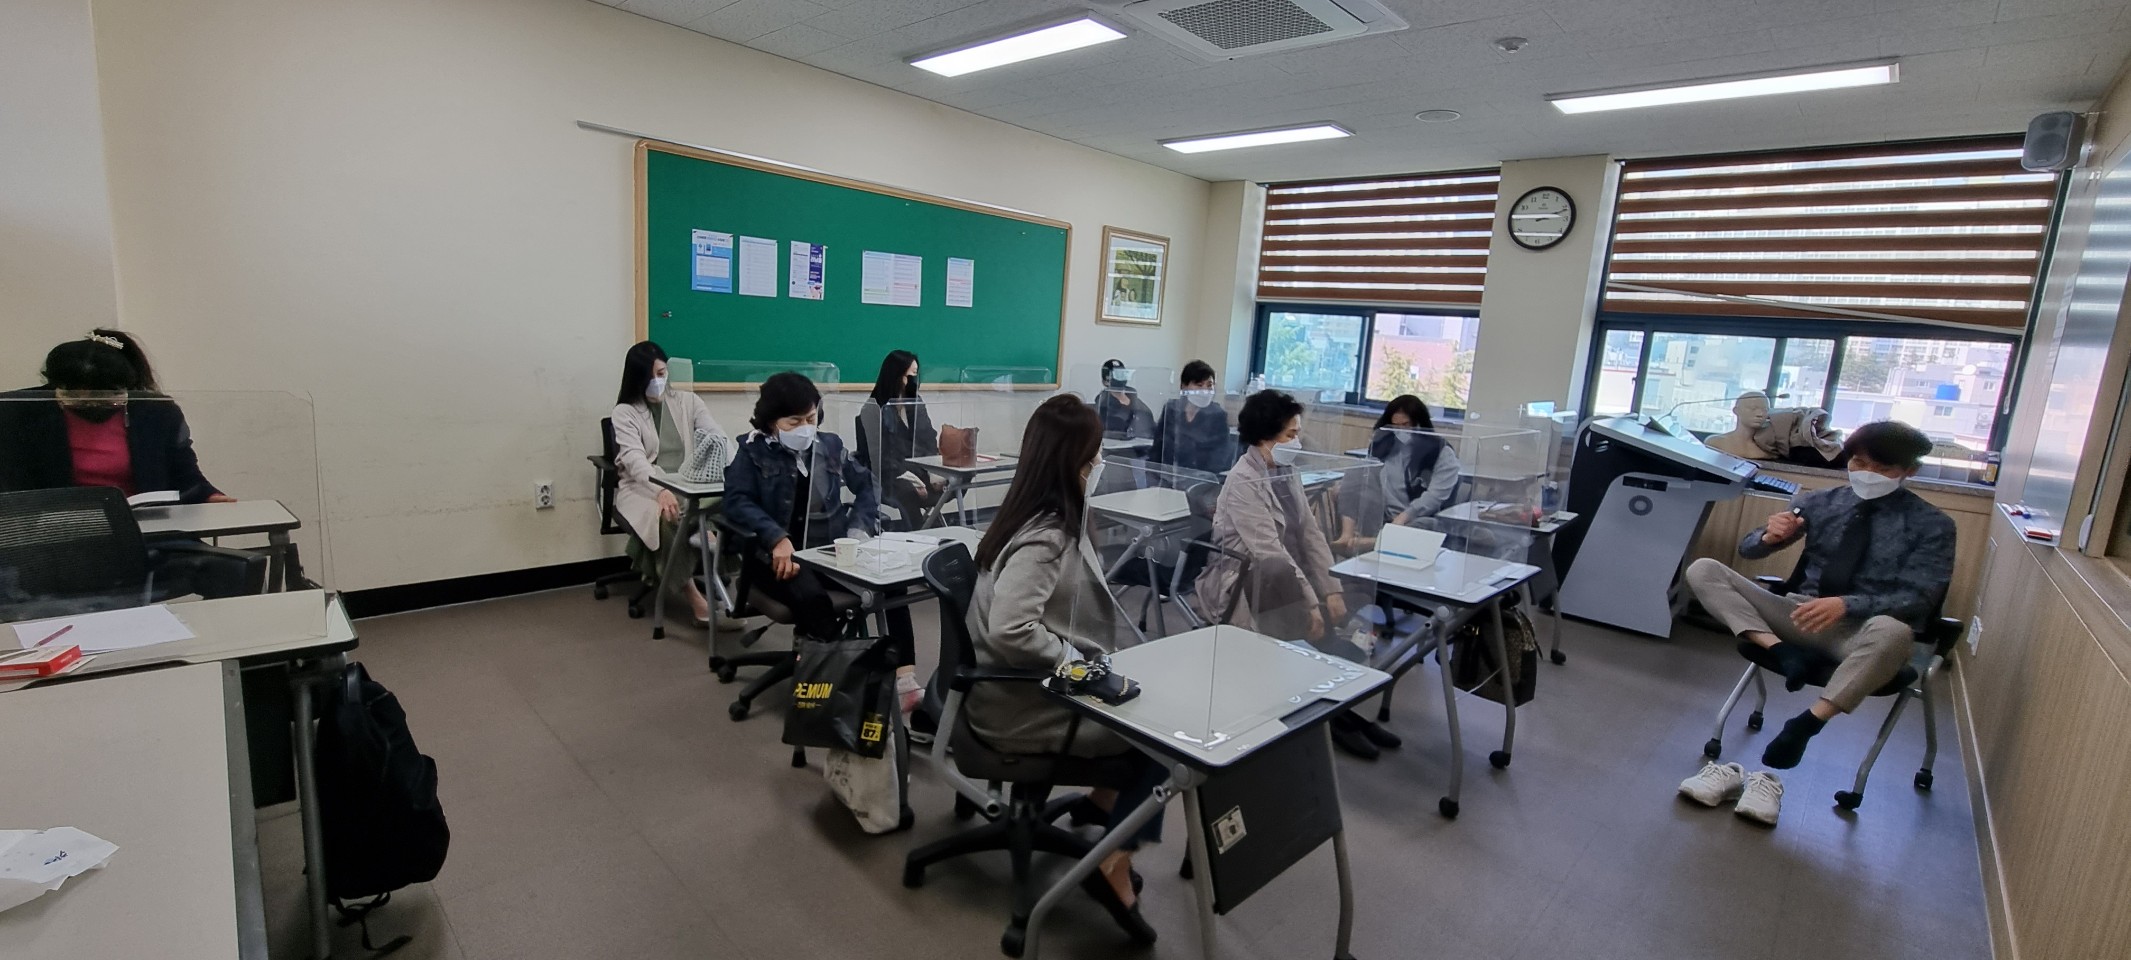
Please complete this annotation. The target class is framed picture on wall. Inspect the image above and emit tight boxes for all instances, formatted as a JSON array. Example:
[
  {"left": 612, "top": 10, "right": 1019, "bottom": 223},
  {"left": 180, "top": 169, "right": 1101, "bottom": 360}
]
[{"left": 1097, "top": 226, "right": 1169, "bottom": 326}]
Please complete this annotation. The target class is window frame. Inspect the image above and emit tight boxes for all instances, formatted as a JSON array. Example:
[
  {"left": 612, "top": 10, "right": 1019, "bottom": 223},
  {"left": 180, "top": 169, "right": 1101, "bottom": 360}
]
[
  {"left": 1580, "top": 310, "right": 2023, "bottom": 451},
  {"left": 1251, "top": 300, "right": 1481, "bottom": 414}
]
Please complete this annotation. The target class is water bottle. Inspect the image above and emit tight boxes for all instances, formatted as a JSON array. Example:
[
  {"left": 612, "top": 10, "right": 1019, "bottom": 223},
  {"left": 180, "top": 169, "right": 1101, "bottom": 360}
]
[{"left": 1245, "top": 373, "right": 1266, "bottom": 394}]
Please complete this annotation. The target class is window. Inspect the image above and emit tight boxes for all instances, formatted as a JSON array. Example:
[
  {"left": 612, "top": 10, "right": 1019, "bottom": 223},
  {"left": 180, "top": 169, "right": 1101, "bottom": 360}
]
[
  {"left": 1258, "top": 169, "right": 1498, "bottom": 307},
  {"left": 1365, "top": 312, "right": 1478, "bottom": 410},
  {"left": 1586, "top": 317, "right": 2020, "bottom": 453},
  {"left": 1252, "top": 304, "right": 1478, "bottom": 411}
]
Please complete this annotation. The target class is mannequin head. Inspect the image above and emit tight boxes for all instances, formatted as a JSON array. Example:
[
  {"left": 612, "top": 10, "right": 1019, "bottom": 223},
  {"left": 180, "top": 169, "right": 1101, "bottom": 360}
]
[{"left": 1731, "top": 391, "right": 1772, "bottom": 431}]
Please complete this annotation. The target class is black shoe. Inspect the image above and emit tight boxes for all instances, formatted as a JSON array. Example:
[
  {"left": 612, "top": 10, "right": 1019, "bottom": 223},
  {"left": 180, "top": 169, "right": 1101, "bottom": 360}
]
[
  {"left": 1330, "top": 723, "right": 1381, "bottom": 760},
  {"left": 1066, "top": 795, "right": 1108, "bottom": 828},
  {"left": 1358, "top": 719, "right": 1402, "bottom": 749},
  {"left": 1080, "top": 869, "right": 1158, "bottom": 944}
]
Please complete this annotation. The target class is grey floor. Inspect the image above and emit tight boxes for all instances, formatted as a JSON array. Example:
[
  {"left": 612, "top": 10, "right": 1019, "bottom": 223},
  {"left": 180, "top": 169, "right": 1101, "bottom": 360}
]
[{"left": 260, "top": 587, "right": 1993, "bottom": 960}]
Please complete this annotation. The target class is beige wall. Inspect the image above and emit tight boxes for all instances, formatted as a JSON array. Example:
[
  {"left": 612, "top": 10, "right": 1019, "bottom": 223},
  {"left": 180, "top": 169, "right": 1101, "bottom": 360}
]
[
  {"left": 1468, "top": 155, "right": 1621, "bottom": 419},
  {"left": 1, "top": 0, "right": 119, "bottom": 386},
  {"left": 1192, "top": 180, "right": 1265, "bottom": 393},
  {"left": 83, "top": 0, "right": 1214, "bottom": 590}
]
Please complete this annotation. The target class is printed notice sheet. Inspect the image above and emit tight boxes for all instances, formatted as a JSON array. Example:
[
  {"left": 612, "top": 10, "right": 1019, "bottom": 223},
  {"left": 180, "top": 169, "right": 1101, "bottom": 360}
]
[
  {"left": 690, "top": 230, "right": 733, "bottom": 293},
  {"left": 737, "top": 236, "right": 778, "bottom": 298},
  {"left": 890, "top": 253, "right": 922, "bottom": 307},
  {"left": 945, "top": 258, "right": 974, "bottom": 308},
  {"left": 861, "top": 251, "right": 894, "bottom": 305},
  {"left": 788, "top": 242, "right": 825, "bottom": 300}
]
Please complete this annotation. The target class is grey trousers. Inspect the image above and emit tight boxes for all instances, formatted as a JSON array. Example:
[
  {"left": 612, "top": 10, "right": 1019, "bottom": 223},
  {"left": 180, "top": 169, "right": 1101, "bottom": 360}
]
[{"left": 1684, "top": 558, "right": 1914, "bottom": 712}]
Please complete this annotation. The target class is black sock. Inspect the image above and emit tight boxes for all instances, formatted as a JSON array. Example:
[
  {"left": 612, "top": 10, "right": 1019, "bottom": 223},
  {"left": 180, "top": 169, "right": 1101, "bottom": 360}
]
[
  {"left": 1761, "top": 711, "right": 1828, "bottom": 770},
  {"left": 1765, "top": 642, "right": 1819, "bottom": 692}
]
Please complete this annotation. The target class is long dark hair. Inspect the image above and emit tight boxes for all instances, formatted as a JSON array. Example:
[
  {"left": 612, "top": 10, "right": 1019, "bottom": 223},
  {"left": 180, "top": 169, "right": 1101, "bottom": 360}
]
[
  {"left": 42, "top": 339, "right": 136, "bottom": 392},
  {"left": 616, "top": 340, "right": 667, "bottom": 406},
  {"left": 975, "top": 395, "right": 1104, "bottom": 570},
  {"left": 870, "top": 349, "right": 919, "bottom": 406},
  {"left": 93, "top": 329, "right": 158, "bottom": 391},
  {"left": 1374, "top": 394, "right": 1435, "bottom": 432}
]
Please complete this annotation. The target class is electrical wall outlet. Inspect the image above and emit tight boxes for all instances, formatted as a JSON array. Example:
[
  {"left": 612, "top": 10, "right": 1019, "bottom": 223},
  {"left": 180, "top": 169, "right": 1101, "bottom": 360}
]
[{"left": 534, "top": 481, "right": 554, "bottom": 509}]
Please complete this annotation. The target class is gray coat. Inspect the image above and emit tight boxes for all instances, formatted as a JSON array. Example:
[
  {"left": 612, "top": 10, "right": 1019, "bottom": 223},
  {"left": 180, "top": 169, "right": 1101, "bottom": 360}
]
[
  {"left": 1193, "top": 450, "right": 1336, "bottom": 632},
  {"left": 966, "top": 519, "right": 1129, "bottom": 756}
]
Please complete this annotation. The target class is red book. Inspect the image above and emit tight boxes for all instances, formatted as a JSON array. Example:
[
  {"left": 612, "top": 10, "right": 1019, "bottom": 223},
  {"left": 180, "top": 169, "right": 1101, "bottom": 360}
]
[{"left": 0, "top": 644, "right": 84, "bottom": 679}]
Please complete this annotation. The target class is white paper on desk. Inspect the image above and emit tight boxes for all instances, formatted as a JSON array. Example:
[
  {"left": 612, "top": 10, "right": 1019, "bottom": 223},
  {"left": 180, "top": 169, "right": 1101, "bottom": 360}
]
[
  {"left": 1377, "top": 526, "right": 1446, "bottom": 570},
  {"left": 10, "top": 605, "right": 195, "bottom": 654},
  {"left": 0, "top": 828, "right": 119, "bottom": 914}
]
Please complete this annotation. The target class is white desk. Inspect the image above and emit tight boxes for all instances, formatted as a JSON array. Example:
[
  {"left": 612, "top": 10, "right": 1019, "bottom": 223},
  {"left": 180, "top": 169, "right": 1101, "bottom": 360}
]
[
  {"left": 1330, "top": 551, "right": 1537, "bottom": 819},
  {"left": 0, "top": 662, "right": 262, "bottom": 960},
  {"left": 1433, "top": 502, "right": 1578, "bottom": 663},
  {"left": 648, "top": 475, "right": 725, "bottom": 639},
  {"left": 135, "top": 499, "right": 302, "bottom": 590},
  {"left": 1087, "top": 487, "right": 1201, "bottom": 590},
  {"left": 905, "top": 455, "right": 1016, "bottom": 526},
  {"left": 792, "top": 527, "right": 984, "bottom": 589}
]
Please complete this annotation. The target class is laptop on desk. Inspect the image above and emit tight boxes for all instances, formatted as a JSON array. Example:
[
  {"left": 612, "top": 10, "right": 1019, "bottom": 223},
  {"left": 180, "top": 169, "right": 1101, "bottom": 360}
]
[{"left": 1376, "top": 525, "right": 1446, "bottom": 570}]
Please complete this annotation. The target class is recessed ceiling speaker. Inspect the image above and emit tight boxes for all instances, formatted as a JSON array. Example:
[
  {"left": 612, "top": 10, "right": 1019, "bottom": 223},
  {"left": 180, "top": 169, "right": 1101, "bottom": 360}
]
[
  {"left": 1116, "top": 0, "right": 1407, "bottom": 61},
  {"left": 2021, "top": 111, "right": 2084, "bottom": 172}
]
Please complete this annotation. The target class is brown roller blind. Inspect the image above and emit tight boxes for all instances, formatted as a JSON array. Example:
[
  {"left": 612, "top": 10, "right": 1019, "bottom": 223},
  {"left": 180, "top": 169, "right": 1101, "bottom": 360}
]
[
  {"left": 1257, "top": 170, "right": 1498, "bottom": 306},
  {"left": 1604, "top": 136, "right": 2057, "bottom": 330}
]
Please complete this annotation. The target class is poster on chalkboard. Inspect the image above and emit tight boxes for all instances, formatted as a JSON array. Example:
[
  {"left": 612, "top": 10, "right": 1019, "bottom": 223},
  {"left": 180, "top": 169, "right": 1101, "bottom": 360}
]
[{"left": 690, "top": 229, "right": 733, "bottom": 293}]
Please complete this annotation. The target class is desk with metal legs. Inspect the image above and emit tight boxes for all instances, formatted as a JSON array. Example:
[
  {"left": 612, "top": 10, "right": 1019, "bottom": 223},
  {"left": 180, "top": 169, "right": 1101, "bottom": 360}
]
[{"left": 648, "top": 475, "right": 727, "bottom": 639}]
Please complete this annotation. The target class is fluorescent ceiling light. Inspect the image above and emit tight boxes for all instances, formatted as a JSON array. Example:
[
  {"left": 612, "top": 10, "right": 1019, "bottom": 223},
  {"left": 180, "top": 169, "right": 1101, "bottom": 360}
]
[
  {"left": 1161, "top": 124, "right": 1353, "bottom": 154},
  {"left": 1549, "top": 61, "right": 1898, "bottom": 114},
  {"left": 910, "top": 18, "right": 1125, "bottom": 77}
]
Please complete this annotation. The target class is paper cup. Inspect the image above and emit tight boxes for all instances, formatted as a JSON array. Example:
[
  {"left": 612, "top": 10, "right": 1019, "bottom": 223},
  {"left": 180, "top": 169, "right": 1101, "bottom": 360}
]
[{"left": 833, "top": 537, "right": 859, "bottom": 563}]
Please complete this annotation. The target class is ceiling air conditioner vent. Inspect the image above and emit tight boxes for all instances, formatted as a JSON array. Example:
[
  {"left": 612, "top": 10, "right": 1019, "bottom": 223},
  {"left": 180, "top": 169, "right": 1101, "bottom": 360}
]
[{"left": 1118, "top": 0, "right": 1407, "bottom": 61}]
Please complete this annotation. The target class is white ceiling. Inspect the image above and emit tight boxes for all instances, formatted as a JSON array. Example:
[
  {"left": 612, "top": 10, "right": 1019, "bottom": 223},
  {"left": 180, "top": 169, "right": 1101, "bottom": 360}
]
[{"left": 592, "top": 0, "right": 2131, "bottom": 182}]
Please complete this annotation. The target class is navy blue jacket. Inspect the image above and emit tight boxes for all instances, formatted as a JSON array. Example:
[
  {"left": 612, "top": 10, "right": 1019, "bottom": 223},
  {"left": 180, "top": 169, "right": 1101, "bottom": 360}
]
[
  {"left": 722, "top": 431, "right": 880, "bottom": 550},
  {"left": 1150, "top": 398, "right": 1233, "bottom": 476},
  {"left": 0, "top": 391, "right": 223, "bottom": 503}
]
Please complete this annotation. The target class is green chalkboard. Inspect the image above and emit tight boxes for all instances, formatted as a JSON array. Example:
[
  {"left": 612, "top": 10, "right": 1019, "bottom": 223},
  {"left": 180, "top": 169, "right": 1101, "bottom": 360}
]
[{"left": 639, "top": 142, "right": 1069, "bottom": 388}]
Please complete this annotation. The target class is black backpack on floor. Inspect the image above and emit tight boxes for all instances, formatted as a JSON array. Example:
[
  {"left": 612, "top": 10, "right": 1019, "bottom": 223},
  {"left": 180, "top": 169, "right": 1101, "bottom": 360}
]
[{"left": 316, "top": 662, "right": 450, "bottom": 952}]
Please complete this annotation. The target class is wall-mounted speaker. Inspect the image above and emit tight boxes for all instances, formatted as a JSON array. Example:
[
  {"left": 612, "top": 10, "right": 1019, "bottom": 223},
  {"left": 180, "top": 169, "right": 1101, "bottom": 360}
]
[{"left": 2022, "top": 111, "right": 2084, "bottom": 172}]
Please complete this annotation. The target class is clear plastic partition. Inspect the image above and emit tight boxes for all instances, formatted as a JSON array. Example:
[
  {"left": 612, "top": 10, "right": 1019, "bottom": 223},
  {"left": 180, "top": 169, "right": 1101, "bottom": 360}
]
[
  {"left": 1076, "top": 454, "right": 1381, "bottom": 754},
  {"left": 1152, "top": 389, "right": 1241, "bottom": 479},
  {"left": 823, "top": 391, "right": 1041, "bottom": 535},
  {"left": 1332, "top": 426, "right": 1539, "bottom": 622},
  {"left": 951, "top": 365, "right": 1055, "bottom": 390},
  {"left": 1066, "top": 363, "right": 1170, "bottom": 443},
  {"left": 0, "top": 390, "right": 326, "bottom": 630},
  {"left": 671, "top": 358, "right": 839, "bottom": 389}
]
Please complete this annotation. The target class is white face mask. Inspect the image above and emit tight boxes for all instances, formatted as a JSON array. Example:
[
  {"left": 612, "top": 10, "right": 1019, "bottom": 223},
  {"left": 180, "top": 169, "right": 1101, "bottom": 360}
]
[
  {"left": 1848, "top": 470, "right": 1902, "bottom": 500},
  {"left": 1184, "top": 390, "right": 1215, "bottom": 409},
  {"left": 1271, "top": 439, "right": 1303, "bottom": 466},
  {"left": 645, "top": 376, "right": 667, "bottom": 400},
  {"left": 778, "top": 424, "right": 817, "bottom": 453}
]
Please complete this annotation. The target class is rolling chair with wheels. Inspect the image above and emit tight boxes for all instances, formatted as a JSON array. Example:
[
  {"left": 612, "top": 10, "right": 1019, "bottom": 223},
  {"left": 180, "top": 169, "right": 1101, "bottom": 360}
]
[
  {"left": 0, "top": 486, "right": 268, "bottom": 621},
  {"left": 588, "top": 417, "right": 652, "bottom": 617},
  {"left": 1702, "top": 569, "right": 1963, "bottom": 811},
  {"left": 708, "top": 516, "right": 864, "bottom": 724},
  {"left": 902, "top": 543, "right": 1138, "bottom": 958}
]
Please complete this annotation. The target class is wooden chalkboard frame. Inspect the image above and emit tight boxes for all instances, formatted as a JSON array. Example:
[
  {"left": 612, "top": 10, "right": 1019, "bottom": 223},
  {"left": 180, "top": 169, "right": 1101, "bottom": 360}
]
[{"left": 634, "top": 138, "right": 1071, "bottom": 391}]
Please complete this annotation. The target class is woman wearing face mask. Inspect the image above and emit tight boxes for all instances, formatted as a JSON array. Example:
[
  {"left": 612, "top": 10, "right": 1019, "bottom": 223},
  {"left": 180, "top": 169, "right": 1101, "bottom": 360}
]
[
  {"left": 967, "top": 393, "right": 1163, "bottom": 944},
  {"left": 1149, "top": 360, "right": 1232, "bottom": 476},
  {"left": 610, "top": 340, "right": 729, "bottom": 626},
  {"left": 1194, "top": 390, "right": 1345, "bottom": 642},
  {"left": 723, "top": 372, "right": 921, "bottom": 710},
  {"left": 0, "top": 335, "right": 229, "bottom": 504},
  {"left": 1333, "top": 394, "right": 1462, "bottom": 552},
  {"left": 856, "top": 349, "right": 944, "bottom": 530},
  {"left": 1092, "top": 358, "right": 1155, "bottom": 441}
]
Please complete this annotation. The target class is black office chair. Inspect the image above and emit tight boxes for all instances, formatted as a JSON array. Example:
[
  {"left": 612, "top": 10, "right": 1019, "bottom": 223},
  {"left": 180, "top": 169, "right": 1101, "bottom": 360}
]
[
  {"left": 709, "top": 516, "right": 864, "bottom": 724},
  {"left": 902, "top": 543, "right": 1135, "bottom": 958},
  {"left": 589, "top": 418, "right": 653, "bottom": 617},
  {"left": 0, "top": 487, "right": 266, "bottom": 621},
  {"left": 1702, "top": 567, "right": 1964, "bottom": 811}
]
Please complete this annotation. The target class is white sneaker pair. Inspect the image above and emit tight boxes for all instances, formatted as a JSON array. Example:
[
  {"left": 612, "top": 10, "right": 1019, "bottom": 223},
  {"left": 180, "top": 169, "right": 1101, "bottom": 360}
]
[{"left": 1677, "top": 761, "right": 1782, "bottom": 826}]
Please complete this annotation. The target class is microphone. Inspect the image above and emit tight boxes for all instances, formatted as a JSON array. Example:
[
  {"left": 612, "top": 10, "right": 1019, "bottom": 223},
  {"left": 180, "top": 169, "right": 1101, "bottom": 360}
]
[{"left": 1664, "top": 392, "right": 1789, "bottom": 418}]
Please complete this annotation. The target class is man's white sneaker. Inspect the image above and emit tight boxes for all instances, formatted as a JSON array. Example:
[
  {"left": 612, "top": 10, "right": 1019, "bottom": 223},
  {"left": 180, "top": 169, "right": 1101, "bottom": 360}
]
[
  {"left": 1734, "top": 771, "right": 1783, "bottom": 826},
  {"left": 1677, "top": 761, "right": 1746, "bottom": 806}
]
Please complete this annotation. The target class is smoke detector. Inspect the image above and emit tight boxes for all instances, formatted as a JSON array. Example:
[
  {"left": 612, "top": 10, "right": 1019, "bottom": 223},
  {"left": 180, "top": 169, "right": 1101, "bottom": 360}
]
[{"left": 1116, "top": 0, "right": 1408, "bottom": 61}]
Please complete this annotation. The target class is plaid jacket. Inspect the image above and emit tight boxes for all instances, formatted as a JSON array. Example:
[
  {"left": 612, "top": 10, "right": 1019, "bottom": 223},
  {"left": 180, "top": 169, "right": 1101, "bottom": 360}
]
[{"left": 1740, "top": 484, "right": 1956, "bottom": 629}]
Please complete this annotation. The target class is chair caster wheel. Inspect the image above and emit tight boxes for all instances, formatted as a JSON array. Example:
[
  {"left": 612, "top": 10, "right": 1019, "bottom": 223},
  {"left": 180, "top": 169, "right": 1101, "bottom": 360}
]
[
  {"left": 953, "top": 795, "right": 979, "bottom": 821},
  {"left": 651, "top": 626, "right": 665, "bottom": 639},
  {"left": 1914, "top": 770, "right": 1933, "bottom": 791},
  {"left": 903, "top": 862, "right": 925, "bottom": 888},
  {"left": 1703, "top": 738, "right": 1722, "bottom": 759},
  {"left": 1489, "top": 750, "right": 1511, "bottom": 769},
  {"left": 791, "top": 747, "right": 806, "bottom": 769},
  {"left": 593, "top": 584, "right": 609, "bottom": 600},
  {"left": 1438, "top": 797, "right": 1459, "bottom": 819},
  {"left": 627, "top": 603, "right": 644, "bottom": 619},
  {"left": 1549, "top": 650, "right": 1566, "bottom": 665},
  {"left": 1746, "top": 711, "right": 1764, "bottom": 732},
  {"left": 714, "top": 665, "right": 737, "bottom": 683},
  {"left": 1001, "top": 925, "right": 1026, "bottom": 958},
  {"left": 728, "top": 701, "right": 750, "bottom": 722},
  {"left": 1834, "top": 790, "right": 1863, "bottom": 811}
]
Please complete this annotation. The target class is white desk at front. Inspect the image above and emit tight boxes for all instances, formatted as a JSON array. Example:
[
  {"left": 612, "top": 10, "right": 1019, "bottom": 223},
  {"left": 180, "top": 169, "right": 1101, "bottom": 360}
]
[
  {"left": 0, "top": 662, "right": 261, "bottom": 960},
  {"left": 136, "top": 499, "right": 304, "bottom": 590}
]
